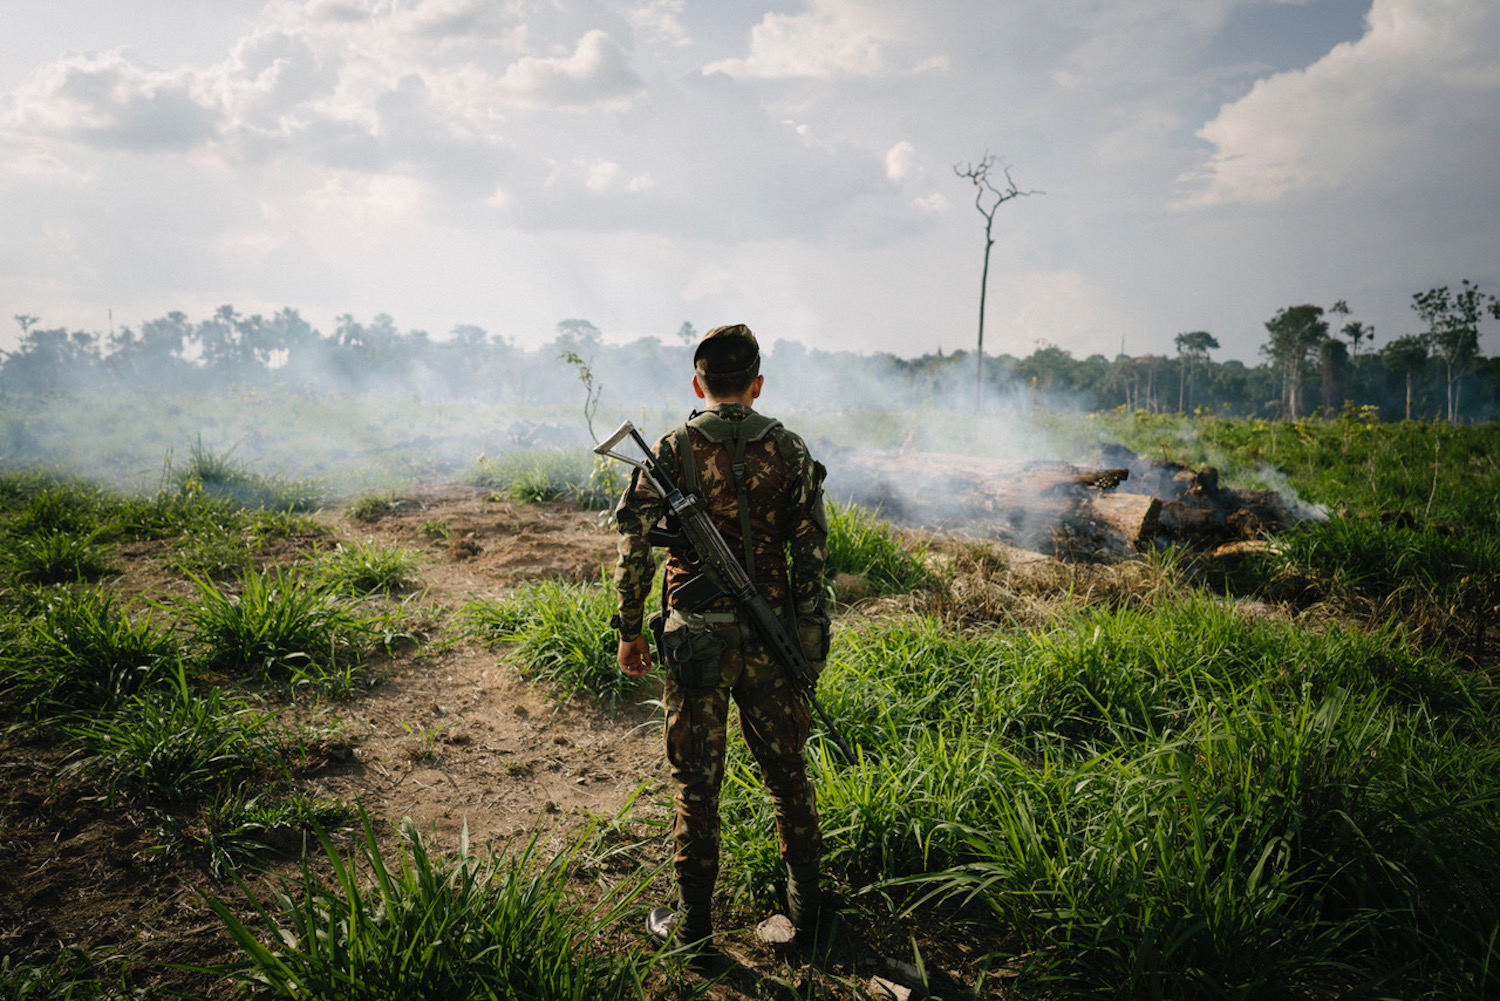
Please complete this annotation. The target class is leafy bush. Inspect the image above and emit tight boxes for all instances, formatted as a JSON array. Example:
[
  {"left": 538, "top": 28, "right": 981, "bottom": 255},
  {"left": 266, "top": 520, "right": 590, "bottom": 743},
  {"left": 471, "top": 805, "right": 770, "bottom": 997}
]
[{"left": 207, "top": 814, "right": 654, "bottom": 1001}]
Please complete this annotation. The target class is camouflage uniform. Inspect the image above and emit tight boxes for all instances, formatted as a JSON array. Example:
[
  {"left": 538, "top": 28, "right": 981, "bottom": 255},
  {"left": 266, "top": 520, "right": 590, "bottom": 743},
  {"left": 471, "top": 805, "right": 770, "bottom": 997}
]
[{"left": 613, "top": 402, "right": 827, "bottom": 893}]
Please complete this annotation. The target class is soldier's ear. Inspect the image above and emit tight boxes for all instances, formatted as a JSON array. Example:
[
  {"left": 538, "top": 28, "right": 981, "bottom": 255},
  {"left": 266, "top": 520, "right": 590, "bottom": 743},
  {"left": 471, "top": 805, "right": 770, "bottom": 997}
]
[
  {"left": 692, "top": 375, "right": 706, "bottom": 399},
  {"left": 750, "top": 374, "right": 764, "bottom": 400}
]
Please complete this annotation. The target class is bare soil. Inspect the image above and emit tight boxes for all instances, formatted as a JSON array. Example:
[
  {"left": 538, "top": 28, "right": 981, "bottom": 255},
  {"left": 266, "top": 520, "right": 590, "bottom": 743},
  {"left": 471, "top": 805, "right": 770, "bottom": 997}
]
[{"left": 1, "top": 486, "right": 981, "bottom": 999}]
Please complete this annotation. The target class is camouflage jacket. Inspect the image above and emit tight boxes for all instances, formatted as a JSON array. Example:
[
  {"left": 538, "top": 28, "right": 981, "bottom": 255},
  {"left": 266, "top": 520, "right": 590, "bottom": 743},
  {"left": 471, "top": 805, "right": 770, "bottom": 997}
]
[{"left": 612, "top": 403, "right": 828, "bottom": 639}]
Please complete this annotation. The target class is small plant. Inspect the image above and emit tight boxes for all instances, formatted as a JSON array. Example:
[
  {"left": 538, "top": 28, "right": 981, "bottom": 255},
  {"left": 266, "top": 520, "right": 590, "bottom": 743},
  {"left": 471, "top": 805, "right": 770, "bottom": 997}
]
[
  {"left": 2, "top": 586, "right": 178, "bottom": 717},
  {"left": 206, "top": 812, "right": 655, "bottom": 1000},
  {"left": 462, "top": 581, "right": 638, "bottom": 704},
  {"left": 316, "top": 540, "right": 424, "bottom": 595},
  {"left": 65, "top": 667, "right": 282, "bottom": 804},
  {"left": 2, "top": 530, "right": 113, "bottom": 584},
  {"left": 347, "top": 490, "right": 411, "bottom": 522},
  {"left": 0, "top": 946, "right": 110, "bottom": 1000},
  {"left": 181, "top": 565, "right": 389, "bottom": 691},
  {"left": 397, "top": 719, "right": 450, "bottom": 762},
  {"left": 419, "top": 518, "right": 450, "bottom": 541},
  {"left": 152, "top": 789, "right": 350, "bottom": 876}
]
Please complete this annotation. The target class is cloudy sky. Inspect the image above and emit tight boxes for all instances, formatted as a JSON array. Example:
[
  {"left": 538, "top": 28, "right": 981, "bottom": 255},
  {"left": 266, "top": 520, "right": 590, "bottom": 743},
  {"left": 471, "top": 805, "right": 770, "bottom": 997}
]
[{"left": 3, "top": 0, "right": 1498, "bottom": 363}]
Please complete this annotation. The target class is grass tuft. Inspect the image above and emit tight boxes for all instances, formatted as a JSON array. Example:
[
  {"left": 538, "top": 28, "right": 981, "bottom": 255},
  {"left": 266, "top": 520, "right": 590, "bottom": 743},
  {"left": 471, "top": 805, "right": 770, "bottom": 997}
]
[
  {"left": 206, "top": 811, "right": 654, "bottom": 1000},
  {"left": 462, "top": 581, "right": 640, "bottom": 704},
  {"left": 180, "top": 565, "right": 391, "bottom": 693},
  {"left": 315, "top": 540, "right": 424, "bottom": 595},
  {"left": 1, "top": 586, "right": 178, "bottom": 717}
]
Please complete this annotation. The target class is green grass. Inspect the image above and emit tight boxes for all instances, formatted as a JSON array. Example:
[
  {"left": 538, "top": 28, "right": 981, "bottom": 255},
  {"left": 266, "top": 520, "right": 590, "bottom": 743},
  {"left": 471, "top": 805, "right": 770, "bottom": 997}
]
[
  {"left": 315, "top": 539, "right": 425, "bottom": 595},
  {"left": 180, "top": 564, "right": 394, "bottom": 693},
  {"left": 206, "top": 812, "right": 660, "bottom": 1001},
  {"left": 1, "top": 530, "right": 113, "bottom": 584},
  {"left": 463, "top": 580, "right": 642, "bottom": 704},
  {"left": 151, "top": 789, "right": 351, "bottom": 877},
  {"left": 165, "top": 437, "right": 322, "bottom": 512},
  {"left": 714, "top": 599, "right": 1500, "bottom": 997},
  {"left": 63, "top": 666, "right": 284, "bottom": 805},
  {"left": 0, "top": 946, "right": 112, "bottom": 1001},
  {"left": 824, "top": 498, "right": 931, "bottom": 597},
  {"left": 466, "top": 450, "right": 621, "bottom": 509},
  {"left": 0, "top": 586, "right": 179, "bottom": 718}
]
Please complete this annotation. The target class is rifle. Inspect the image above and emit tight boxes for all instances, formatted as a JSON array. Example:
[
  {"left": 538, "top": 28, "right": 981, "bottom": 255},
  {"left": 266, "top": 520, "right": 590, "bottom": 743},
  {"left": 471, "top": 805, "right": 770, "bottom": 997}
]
[{"left": 595, "top": 420, "right": 857, "bottom": 764}]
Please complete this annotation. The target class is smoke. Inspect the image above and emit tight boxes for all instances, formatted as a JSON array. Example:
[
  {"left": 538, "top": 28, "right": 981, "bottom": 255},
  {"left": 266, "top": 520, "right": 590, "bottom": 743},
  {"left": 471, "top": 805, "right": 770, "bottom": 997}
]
[{"left": 0, "top": 305, "right": 1322, "bottom": 554}]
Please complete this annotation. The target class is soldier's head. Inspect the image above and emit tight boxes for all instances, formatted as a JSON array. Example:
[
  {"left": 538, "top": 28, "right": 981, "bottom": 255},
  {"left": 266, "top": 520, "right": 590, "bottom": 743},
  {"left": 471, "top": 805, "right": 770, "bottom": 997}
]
[{"left": 693, "top": 323, "right": 763, "bottom": 403}]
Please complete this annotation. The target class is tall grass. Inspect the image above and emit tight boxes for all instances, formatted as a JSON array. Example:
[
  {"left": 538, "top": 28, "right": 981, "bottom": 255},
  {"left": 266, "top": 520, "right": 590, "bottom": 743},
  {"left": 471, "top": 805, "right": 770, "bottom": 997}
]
[
  {"left": 462, "top": 580, "right": 642, "bottom": 704},
  {"left": 207, "top": 813, "right": 658, "bottom": 1000},
  {"left": 164, "top": 438, "right": 322, "bottom": 512},
  {"left": 824, "top": 499, "right": 931, "bottom": 597},
  {"left": 714, "top": 599, "right": 1500, "bottom": 997}
]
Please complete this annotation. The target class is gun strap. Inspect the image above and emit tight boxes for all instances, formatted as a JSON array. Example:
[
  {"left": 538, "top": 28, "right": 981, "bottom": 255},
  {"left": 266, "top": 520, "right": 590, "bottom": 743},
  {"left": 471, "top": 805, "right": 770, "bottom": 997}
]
[{"left": 677, "top": 408, "right": 781, "bottom": 585}]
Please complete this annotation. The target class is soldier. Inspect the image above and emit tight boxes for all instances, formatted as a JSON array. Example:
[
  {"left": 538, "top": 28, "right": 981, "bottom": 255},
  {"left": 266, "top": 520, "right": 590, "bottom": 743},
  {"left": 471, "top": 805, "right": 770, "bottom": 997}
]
[{"left": 611, "top": 323, "right": 830, "bottom": 952}]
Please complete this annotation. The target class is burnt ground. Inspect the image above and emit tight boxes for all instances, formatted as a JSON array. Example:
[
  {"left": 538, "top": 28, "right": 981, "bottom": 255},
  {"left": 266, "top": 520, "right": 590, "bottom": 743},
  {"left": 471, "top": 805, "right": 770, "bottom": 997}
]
[{"left": 0, "top": 486, "right": 993, "bottom": 1000}]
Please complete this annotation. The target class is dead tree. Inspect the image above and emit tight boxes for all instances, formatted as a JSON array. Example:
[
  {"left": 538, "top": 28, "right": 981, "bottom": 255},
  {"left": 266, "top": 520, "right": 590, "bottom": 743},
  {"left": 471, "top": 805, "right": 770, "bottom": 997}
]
[{"left": 953, "top": 155, "right": 1039, "bottom": 411}]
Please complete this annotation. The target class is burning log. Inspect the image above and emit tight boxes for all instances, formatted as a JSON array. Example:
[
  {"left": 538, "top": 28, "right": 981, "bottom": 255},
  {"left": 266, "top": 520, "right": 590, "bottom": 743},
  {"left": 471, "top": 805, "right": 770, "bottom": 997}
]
[{"left": 825, "top": 442, "right": 1299, "bottom": 562}]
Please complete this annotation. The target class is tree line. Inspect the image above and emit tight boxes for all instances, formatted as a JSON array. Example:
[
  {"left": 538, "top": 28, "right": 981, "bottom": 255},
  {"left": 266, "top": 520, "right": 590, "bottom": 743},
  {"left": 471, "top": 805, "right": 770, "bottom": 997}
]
[{"left": 4, "top": 282, "right": 1499, "bottom": 421}]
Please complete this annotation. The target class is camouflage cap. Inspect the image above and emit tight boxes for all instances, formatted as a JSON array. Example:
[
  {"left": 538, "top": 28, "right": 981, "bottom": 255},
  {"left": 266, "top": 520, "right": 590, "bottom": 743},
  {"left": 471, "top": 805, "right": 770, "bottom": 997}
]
[{"left": 694, "top": 324, "right": 760, "bottom": 379}]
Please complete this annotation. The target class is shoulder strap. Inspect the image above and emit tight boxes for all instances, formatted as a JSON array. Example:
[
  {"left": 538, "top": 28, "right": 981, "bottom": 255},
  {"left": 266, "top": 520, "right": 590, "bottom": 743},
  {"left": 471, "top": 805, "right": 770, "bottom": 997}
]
[{"left": 679, "top": 410, "right": 783, "bottom": 581}]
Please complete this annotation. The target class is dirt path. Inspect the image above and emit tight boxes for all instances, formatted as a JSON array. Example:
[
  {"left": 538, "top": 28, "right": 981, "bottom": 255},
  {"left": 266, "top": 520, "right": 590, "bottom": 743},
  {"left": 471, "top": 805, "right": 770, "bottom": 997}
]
[
  {"left": 0, "top": 486, "right": 680, "bottom": 997},
  {"left": 303, "top": 484, "right": 669, "bottom": 848}
]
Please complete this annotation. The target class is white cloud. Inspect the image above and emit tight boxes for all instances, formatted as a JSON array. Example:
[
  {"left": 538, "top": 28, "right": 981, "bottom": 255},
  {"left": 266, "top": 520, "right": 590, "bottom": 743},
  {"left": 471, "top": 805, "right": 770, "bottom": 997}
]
[
  {"left": 704, "top": 0, "right": 887, "bottom": 78},
  {"left": 496, "top": 29, "right": 644, "bottom": 110},
  {"left": 1181, "top": 0, "right": 1500, "bottom": 207},
  {"left": 1, "top": 50, "right": 219, "bottom": 152},
  {"left": 629, "top": 0, "right": 691, "bottom": 48},
  {"left": 584, "top": 159, "right": 618, "bottom": 192},
  {"left": 884, "top": 140, "right": 914, "bottom": 181},
  {"left": 914, "top": 191, "right": 947, "bottom": 212}
]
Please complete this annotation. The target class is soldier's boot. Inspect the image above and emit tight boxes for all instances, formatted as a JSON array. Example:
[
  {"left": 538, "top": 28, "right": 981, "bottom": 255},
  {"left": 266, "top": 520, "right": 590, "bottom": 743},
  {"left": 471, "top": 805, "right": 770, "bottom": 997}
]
[
  {"left": 646, "top": 884, "right": 714, "bottom": 952},
  {"left": 786, "top": 863, "right": 821, "bottom": 941}
]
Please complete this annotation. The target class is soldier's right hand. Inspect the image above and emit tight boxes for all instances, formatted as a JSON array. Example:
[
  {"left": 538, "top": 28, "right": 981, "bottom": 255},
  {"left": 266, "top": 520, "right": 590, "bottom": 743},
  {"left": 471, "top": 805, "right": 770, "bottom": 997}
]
[{"left": 618, "top": 635, "right": 653, "bottom": 677}]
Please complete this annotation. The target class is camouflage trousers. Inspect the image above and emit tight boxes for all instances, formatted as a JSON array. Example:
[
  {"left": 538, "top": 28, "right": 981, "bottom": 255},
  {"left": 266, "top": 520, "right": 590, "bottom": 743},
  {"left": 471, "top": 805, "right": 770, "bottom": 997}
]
[{"left": 660, "top": 610, "right": 821, "bottom": 892}]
